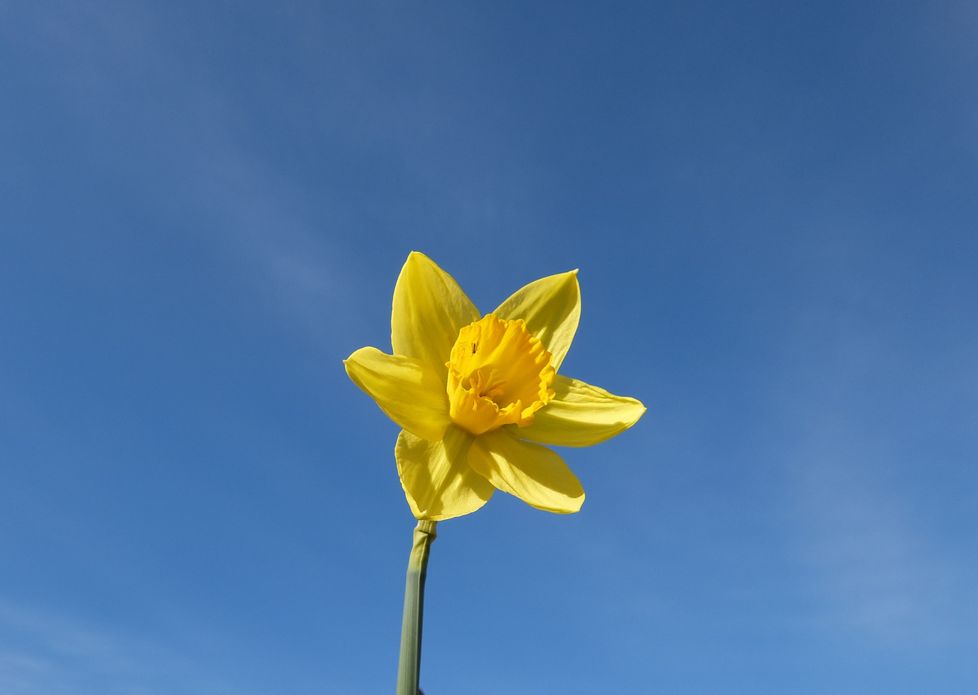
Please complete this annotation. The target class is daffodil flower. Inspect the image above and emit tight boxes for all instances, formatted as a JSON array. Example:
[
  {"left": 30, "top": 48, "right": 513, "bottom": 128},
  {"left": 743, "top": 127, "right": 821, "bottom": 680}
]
[{"left": 344, "top": 251, "right": 646, "bottom": 520}]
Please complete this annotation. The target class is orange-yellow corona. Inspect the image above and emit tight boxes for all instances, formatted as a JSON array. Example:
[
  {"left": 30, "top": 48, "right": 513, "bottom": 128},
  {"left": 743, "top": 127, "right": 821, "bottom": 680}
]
[{"left": 344, "top": 252, "right": 646, "bottom": 519}]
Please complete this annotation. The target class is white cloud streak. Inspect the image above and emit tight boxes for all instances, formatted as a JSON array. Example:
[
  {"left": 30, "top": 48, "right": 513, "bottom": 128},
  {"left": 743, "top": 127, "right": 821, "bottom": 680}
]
[
  {"left": 0, "top": 600, "right": 212, "bottom": 695},
  {"left": 1, "top": 3, "right": 370, "bottom": 348},
  {"left": 776, "top": 241, "right": 978, "bottom": 649},
  {"left": 787, "top": 427, "right": 960, "bottom": 647}
]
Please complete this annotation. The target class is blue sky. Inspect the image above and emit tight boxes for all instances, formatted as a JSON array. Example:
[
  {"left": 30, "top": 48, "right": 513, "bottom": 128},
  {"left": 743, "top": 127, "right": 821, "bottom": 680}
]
[{"left": 2, "top": 1, "right": 977, "bottom": 693}]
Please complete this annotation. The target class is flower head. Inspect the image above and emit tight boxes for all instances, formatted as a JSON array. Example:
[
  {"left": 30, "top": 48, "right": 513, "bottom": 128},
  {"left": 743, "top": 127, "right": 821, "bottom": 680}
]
[{"left": 344, "top": 252, "right": 646, "bottom": 520}]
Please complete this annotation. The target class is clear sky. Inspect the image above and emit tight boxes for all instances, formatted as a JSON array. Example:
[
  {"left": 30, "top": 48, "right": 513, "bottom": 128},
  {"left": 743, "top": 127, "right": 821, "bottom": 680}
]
[{"left": 2, "top": 2, "right": 977, "bottom": 694}]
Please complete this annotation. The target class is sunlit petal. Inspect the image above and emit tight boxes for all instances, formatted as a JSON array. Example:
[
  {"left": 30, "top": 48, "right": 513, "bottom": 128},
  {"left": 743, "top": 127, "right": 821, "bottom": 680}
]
[
  {"left": 518, "top": 375, "right": 646, "bottom": 447},
  {"left": 492, "top": 269, "right": 580, "bottom": 370},
  {"left": 391, "top": 251, "right": 480, "bottom": 374},
  {"left": 468, "top": 430, "right": 584, "bottom": 514},
  {"left": 396, "top": 427, "right": 495, "bottom": 520},
  {"left": 344, "top": 346, "right": 450, "bottom": 441}
]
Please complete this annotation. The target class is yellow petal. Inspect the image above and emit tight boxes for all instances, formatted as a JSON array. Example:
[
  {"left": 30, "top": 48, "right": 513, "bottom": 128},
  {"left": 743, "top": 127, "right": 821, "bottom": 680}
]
[
  {"left": 391, "top": 252, "right": 480, "bottom": 375},
  {"left": 493, "top": 270, "right": 580, "bottom": 370},
  {"left": 468, "top": 429, "right": 584, "bottom": 514},
  {"left": 396, "top": 427, "right": 495, "bottom": 520},
  {"left": 518, "top": 375, "right": 646, "bottom": 447},
  {"left": 344, "top": 346, "right": 451, "bottom": 441}
]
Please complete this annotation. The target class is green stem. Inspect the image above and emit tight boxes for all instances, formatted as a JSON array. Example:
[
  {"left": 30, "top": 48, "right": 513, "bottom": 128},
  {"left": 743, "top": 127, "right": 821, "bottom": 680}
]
[{"left": 396, "top": 519, "right": 437, "bottom": 695}]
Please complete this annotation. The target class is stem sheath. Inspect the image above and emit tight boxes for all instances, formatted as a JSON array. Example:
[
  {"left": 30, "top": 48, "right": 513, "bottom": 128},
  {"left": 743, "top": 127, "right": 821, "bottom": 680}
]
[{"left": 396, "top": 519, "right": 437, "bottom": 695}]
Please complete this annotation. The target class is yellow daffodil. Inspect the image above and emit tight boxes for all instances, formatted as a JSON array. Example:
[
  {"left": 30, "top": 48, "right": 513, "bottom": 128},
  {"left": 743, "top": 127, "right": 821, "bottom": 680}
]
[{"left": 344, "top": 251, "right": 646, "bottom": 520}]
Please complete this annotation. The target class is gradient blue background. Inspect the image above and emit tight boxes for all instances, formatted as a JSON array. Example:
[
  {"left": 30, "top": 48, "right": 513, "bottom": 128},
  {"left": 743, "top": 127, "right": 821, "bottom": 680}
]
[{"left": 2, "top": 2, "right": 977, "bottom": 693}]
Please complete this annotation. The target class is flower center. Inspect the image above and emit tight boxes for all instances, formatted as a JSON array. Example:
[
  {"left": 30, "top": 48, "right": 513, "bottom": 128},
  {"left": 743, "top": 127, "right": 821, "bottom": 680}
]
[{"left": 446, "top": 314, "right": 556, "bottom": 436}]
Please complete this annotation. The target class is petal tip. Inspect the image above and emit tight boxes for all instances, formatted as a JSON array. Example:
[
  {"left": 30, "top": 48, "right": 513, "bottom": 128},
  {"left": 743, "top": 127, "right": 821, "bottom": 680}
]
[
  {"left": 550, "top": 492, "right": 585, "bottom": 515},
  {"left": 399, "top": 251, "right": 431, "bottom": 276},
  {"left": 620, "top": 401, "right": 648, "bottom": 432},
  {"left": 342, "top": 346, "right": 372, "bottom": 370},
  {"left": 406, "top": 250, "right": 431, "bottom": 264}
]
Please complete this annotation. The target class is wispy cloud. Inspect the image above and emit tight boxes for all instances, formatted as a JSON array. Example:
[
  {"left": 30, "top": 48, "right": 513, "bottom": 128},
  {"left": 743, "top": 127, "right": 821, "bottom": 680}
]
[
  {"left": 0, "top": 598, "right": 367, "bottom": 695},
  {"left": 787, "top": 430, "right": 960, "bottom": 647},
  {"left": 775, "top": 250, "right": 978, "bottom": 649},
  {"left": 1, "top": 3, "right": 370, "bottom": 348},
  {"left": 0, "top": 599, "right": 218, "bottom": 695}
]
